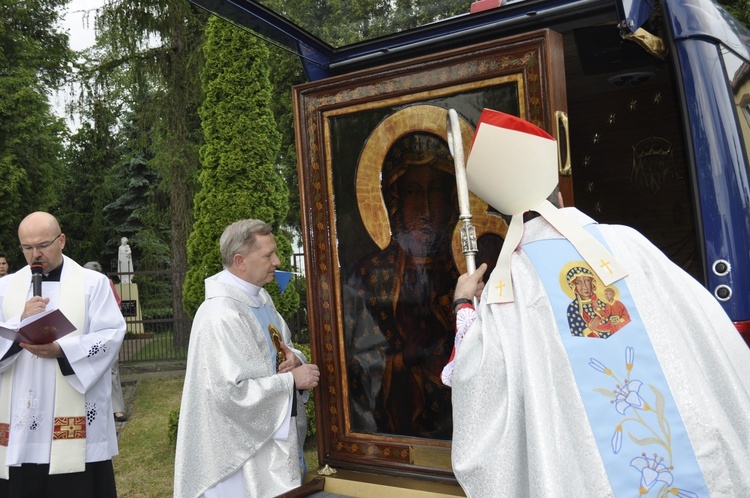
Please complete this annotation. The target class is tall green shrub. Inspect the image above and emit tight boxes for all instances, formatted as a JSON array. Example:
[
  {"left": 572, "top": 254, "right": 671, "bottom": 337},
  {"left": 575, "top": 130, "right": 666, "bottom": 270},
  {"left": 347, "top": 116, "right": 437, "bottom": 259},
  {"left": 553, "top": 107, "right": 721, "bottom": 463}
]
[{"left": 183, "top": 17, "right": 294, "bottom": 316}]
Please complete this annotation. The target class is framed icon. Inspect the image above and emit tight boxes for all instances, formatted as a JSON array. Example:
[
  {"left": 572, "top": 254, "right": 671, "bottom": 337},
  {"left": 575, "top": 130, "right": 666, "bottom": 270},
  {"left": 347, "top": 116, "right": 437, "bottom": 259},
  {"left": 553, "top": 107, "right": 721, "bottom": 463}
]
[{"left": 293, "top": 29, "right": 567, "bottom": 479}]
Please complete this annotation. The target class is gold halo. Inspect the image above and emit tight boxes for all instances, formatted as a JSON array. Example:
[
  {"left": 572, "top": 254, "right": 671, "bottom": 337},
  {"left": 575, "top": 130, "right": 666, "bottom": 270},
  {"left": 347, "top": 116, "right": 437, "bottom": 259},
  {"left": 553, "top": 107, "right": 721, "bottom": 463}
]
[
  {"left": 559, "top": 261, "right": 609, "bottom": 300},
  {"left": 355, "top": 105, "right": 507, "bottom": 271}
]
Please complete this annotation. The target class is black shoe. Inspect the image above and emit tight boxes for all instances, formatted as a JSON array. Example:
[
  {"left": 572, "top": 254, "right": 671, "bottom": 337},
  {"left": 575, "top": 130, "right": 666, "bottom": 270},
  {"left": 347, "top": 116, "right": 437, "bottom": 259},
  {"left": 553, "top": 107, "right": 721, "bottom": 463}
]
[{"left": 114, "top": 413, "right": 128, "bottom": 422}]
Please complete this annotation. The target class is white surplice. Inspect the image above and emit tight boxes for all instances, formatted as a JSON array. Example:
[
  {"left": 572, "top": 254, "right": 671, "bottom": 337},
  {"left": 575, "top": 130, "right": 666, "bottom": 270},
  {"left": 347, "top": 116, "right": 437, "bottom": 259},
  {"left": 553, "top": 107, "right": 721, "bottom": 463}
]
[{"left": 0, "top": 256, "right": 126, "bottom": 469}]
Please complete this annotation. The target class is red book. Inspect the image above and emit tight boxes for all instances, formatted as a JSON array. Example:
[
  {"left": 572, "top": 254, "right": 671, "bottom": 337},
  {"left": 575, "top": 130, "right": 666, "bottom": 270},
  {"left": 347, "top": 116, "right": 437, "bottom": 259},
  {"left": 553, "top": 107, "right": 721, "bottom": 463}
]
[{"left": 0, "top": 309, "right": 76, "bottom": 345}]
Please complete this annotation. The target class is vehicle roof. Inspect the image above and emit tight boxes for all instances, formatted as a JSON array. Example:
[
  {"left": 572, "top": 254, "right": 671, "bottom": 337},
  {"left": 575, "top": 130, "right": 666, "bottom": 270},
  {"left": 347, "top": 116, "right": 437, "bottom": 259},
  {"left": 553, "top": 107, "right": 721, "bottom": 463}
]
[{"left": 190, "top": 0, "right": 750, "bottom": 81}]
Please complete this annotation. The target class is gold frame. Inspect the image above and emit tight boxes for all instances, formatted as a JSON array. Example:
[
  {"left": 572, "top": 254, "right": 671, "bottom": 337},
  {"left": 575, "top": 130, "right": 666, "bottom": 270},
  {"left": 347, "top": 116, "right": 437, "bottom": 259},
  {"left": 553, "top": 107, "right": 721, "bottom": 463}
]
[{"left": 293, "top": 29, "right": 566, "bottom": 479}]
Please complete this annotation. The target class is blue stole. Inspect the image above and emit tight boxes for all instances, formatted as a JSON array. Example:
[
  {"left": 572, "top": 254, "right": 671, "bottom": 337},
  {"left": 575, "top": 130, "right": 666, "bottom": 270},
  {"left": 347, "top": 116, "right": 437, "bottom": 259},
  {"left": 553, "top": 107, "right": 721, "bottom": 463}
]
[
  {"left": 523, "top": 224, "right": 707, "bottom": 498},
  {"left": 246, "top": 301, "right": 307, "bottom": 475},
  {"left": 247, "top": 302, "right": 283, "bottom": 373}
]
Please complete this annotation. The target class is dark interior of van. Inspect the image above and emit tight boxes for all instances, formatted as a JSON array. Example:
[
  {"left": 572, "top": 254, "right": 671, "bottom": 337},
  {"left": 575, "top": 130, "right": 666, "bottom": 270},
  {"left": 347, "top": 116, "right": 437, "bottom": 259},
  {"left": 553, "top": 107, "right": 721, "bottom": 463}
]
[{"left": 564, "top": 23, "right": 703, "bottom": 282}]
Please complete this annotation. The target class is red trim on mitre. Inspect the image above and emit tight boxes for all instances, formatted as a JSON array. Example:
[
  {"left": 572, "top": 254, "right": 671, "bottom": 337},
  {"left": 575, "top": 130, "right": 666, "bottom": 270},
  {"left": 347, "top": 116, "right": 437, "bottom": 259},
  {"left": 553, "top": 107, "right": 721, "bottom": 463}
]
[{"left": 471, "top": 109, "right": 554, "bottom": 148}]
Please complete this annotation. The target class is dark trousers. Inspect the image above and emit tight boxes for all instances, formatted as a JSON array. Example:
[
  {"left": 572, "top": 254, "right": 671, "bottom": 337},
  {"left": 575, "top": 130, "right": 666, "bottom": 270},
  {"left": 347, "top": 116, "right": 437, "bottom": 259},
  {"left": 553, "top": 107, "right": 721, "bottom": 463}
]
[{"left": 0, "top": 460, "right": 117, "bottom": 498}]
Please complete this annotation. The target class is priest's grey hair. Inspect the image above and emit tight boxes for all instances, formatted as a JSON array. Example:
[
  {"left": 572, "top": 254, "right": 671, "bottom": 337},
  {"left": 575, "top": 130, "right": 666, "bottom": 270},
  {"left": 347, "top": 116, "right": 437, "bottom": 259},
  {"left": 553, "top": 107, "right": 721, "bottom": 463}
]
[
  {"left": 83, "top": 261, "right": 103, "bottom": 273},
  {"left": 220, "top": 219, "right": 273, "bottom": 268}
]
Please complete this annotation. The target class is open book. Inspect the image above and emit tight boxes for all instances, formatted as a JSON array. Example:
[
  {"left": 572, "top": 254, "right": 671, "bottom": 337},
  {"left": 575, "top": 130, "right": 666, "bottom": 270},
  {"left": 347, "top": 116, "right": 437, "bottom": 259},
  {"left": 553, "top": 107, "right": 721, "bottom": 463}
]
[{"left": 0, "top": 309, "right": 76, "bottom": 345}]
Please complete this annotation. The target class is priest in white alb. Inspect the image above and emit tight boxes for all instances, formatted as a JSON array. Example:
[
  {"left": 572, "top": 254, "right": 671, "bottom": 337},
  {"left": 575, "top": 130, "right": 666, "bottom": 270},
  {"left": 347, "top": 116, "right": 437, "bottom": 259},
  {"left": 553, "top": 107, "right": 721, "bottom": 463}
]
[
  {"left": 441, "top": 110, "right": 750, "bottom": 497},
  {"left": 174, "top": 219, "right": 320, "bottom": 498},
  {"left": 0, "top": 211, "right": 126, "bottom": 497}
]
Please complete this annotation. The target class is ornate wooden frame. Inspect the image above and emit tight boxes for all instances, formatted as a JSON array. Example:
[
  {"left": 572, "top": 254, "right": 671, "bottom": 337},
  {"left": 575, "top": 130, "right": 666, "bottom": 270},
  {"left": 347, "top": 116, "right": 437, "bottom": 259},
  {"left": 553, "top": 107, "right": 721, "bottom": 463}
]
[{"left": 293, "top": 29, "right": 566, "bottom": 479}]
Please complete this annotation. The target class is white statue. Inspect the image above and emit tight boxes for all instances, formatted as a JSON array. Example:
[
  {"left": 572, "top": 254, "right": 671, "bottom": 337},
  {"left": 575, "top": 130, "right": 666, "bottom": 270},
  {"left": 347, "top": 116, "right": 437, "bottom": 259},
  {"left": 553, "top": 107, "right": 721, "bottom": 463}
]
[{"left": 118, "top": 237, "right": 133, "bottom": 284}]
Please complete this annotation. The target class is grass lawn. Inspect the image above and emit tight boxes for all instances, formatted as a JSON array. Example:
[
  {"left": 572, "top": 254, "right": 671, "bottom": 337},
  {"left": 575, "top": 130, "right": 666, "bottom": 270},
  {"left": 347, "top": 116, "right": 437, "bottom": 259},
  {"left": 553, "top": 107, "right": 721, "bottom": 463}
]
[
  {"left": 114, "top": 376, "right": 183, "bottom": 497},
  {"left": 113, "top": 374, "right": 319, "bottom": 497},
  {"left": 123, "top": 331, "right": 187, "bottom": 362}
]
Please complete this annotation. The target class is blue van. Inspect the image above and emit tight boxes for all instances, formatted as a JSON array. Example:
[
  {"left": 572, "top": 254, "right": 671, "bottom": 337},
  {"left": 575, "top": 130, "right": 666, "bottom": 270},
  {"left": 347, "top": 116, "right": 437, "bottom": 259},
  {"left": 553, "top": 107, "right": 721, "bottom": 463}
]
[{"left": 191, "top": 0, "right": 750, "bottom": 486}]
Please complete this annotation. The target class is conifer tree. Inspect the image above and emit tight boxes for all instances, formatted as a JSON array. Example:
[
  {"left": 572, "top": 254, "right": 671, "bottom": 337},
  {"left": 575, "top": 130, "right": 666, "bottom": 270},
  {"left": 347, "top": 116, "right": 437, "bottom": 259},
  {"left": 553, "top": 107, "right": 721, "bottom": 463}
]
[
  {"left": 86, "top": 0, "right": 206, "bottom": 347},
  {"left": 184, "top": 17, "right": 297, "bottom": 320},
  {"left": 59, "top": 100, "right": 119, "bottom": 265}
]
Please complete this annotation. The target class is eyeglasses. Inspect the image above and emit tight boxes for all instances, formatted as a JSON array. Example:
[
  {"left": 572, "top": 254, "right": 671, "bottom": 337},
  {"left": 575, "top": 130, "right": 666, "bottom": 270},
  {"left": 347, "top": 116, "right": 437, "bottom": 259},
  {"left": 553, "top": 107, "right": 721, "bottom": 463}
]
[{"left": 20, "top": 233, "right": 62, "bottom": 253}]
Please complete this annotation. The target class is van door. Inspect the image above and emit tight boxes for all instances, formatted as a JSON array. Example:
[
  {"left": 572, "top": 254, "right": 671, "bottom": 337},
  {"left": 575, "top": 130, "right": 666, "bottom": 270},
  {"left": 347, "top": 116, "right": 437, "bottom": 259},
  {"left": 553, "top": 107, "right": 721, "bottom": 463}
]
[{"left": 615, "top": 0, "right": 750, "bottom": 331}]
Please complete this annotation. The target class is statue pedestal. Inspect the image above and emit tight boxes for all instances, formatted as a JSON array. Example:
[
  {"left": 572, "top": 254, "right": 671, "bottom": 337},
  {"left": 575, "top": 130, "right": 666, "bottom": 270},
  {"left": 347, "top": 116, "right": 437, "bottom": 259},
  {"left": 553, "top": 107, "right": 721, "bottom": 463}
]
[{"left": 115, "top": 283, "right": 144, "bottom": 334}]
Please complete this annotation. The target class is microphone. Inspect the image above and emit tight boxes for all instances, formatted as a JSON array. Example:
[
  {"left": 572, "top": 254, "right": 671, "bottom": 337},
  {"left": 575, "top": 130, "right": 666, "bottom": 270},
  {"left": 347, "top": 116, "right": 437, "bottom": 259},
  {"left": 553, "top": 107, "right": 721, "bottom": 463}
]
[{"left": 31, "top": 263, "right": 44, "bottom": 297}]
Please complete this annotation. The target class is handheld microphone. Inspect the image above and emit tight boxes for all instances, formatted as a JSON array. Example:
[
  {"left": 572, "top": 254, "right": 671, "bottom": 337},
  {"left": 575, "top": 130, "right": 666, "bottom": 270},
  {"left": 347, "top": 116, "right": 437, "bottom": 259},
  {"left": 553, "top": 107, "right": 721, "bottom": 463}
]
[{"left": 31, "top": 263, "right": 44, "bottom": 297}]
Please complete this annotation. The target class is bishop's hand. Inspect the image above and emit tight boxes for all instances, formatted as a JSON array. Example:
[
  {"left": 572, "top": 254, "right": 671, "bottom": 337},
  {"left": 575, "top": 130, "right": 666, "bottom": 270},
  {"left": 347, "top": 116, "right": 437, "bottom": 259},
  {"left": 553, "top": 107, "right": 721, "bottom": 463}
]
[{"left": 454, "top": 263, "right": 488, "bottom": 304}]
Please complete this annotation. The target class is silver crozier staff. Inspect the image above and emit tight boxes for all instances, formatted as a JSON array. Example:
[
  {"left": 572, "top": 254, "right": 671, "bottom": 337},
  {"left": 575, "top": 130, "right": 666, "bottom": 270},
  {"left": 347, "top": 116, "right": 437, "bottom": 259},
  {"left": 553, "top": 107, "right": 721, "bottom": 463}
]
[{"left": 446, "top": 109, "right": 478, "bottom": 304}]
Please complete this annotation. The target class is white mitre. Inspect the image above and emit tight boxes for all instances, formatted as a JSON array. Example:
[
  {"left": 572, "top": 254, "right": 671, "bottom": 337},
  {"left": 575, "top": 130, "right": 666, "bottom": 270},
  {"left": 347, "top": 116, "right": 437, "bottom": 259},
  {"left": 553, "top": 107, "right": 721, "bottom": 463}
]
[{"left": 466, "top": 109, "right": 627, "bottom": 303}]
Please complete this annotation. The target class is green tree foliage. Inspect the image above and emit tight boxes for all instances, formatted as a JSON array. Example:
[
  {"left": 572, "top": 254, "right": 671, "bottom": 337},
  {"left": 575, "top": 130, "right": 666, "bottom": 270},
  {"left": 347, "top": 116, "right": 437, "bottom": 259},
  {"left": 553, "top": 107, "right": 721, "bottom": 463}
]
[
  {"left": 58, "top": 99, "right": 119, "bottom": 266},
  {"left": 0, "top": 0, "right": 71, "bottom": 85},
  {"left": 87, "top": 0, "right": 206, "bottom": 346},
  {"left": 0, "top": 0, "right": 72, "bottom": 266},
  {"left": 264, "top": 0, "right": 471, "bottom": 46},
  {"left": 102, "top": 101, "right": 168, "bottom": 270},
  {"left": 183, "top": 17, "right": 296, "bottom": 318},
  {"left": 267, "top": 46, "right": 305, "bottom": 233},
  {"left": 719, "top": 0, "right": 750, "bottom": 28}
]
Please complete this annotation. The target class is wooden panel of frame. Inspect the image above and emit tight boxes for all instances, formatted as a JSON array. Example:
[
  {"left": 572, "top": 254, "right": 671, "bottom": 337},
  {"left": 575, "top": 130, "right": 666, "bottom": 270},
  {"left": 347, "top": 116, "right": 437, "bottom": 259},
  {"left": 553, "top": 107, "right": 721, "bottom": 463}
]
[{"left": 293, "top": 29, "right": 567, "bottom": 480}]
